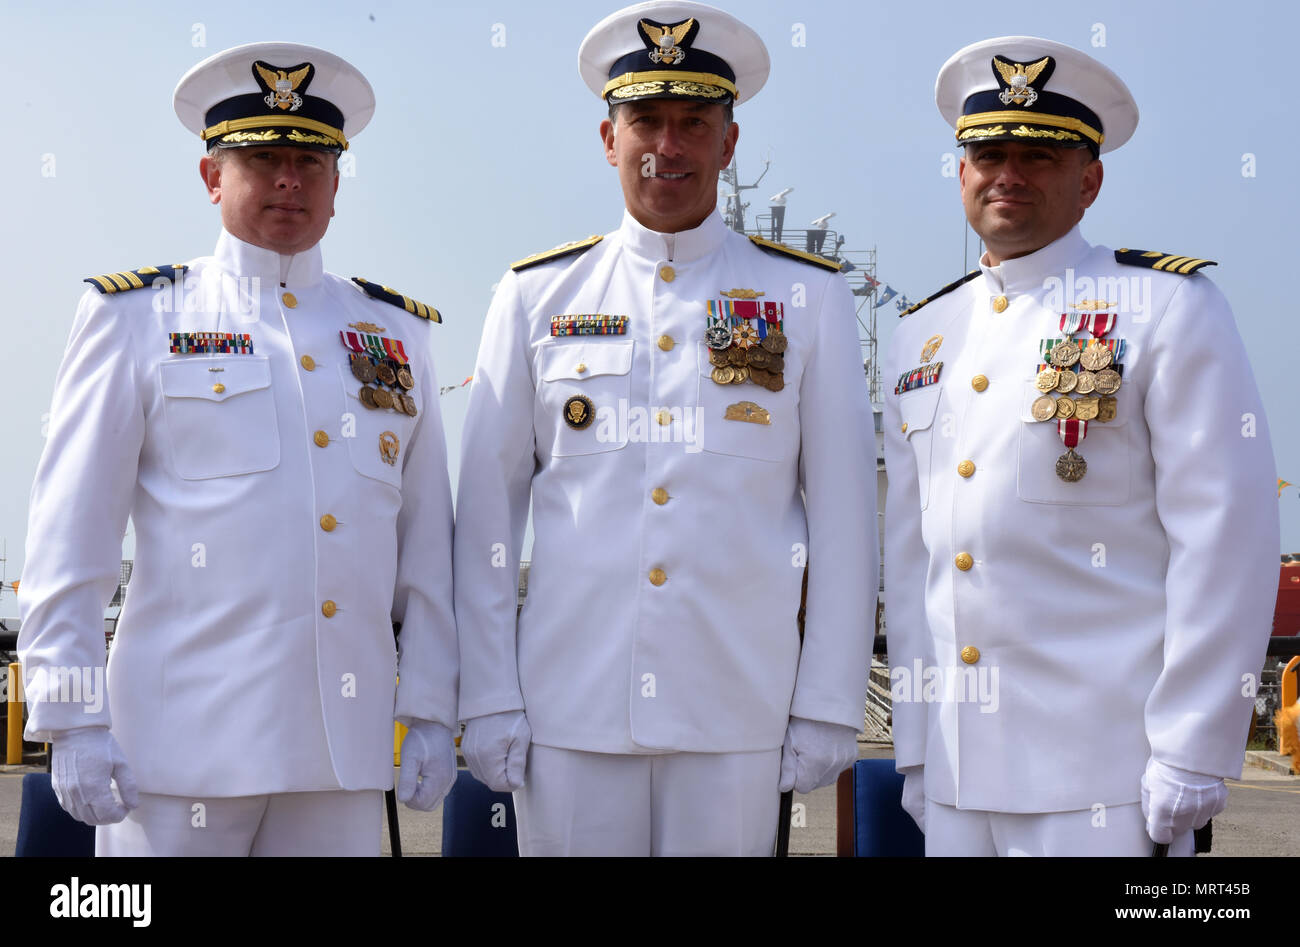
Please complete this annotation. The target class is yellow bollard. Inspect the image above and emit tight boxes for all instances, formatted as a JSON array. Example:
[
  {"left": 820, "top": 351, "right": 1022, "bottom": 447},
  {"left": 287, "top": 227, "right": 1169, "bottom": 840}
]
[{"left": 7, "top": 662, "right": 23, "bottom": 765}]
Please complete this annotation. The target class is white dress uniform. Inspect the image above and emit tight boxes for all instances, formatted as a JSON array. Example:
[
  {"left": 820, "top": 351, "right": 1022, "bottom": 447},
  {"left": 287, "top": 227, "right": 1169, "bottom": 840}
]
[
  {"left": 883, "top": 226, "right": 1278, "bottom": 853},
  {"left": 455, "top": 208, "right": 877, "bottom": 852},
  {"left": 18, "top": 229, "right": 457, "bottom": 849}
]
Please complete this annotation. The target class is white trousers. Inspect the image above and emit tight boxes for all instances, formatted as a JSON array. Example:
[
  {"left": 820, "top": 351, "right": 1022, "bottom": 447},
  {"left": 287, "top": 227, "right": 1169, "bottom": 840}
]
[
  {"left": 95, "top": 790, "right": 383, "bottom": 856},
  {"left": 925, "top": 801, "right": 1195, "bottom": 857},
  {"left": 514, "top": 744, "right": 782, "bottom": 856}
]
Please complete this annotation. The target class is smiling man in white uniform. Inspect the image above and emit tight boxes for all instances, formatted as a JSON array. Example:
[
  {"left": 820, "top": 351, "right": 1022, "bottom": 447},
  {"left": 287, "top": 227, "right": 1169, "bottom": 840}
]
[
  {"left": 454, "top": 1, "right": 876, "bottom": 856},
  {"left": 884, "top": 36, "right": 1278, "bottom": 856},
  {"left": 18, "top": 42, "right": 458, "bottom": 856}
]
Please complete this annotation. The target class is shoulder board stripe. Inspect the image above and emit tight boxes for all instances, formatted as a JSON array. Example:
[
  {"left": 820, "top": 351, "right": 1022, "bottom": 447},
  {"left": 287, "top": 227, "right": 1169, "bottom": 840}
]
[
  {"left": 351, "top": 277, "right": 442, "bottom": 323},
  {"left": 511, "top": 235, "right": 603, "bottom": 272},
  {"left": 900, "top": 270, "right": 979, "bottom": 318},
  {"left": 84, "top": 264, "right": 187, "bottom": 294},
  {"left": 1114, "top": 248, "right": 1216, "bottom": 275},
  {"left": 748, "top": 235, "right": 841, "bottom": 272}
]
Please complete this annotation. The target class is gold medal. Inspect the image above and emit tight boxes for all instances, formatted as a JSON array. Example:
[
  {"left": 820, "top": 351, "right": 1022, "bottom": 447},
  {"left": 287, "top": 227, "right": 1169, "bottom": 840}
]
[
  {"left": 1055, "top": 448, "right": 1087, "bottom": 482},
  {"left": 359, "top": 385, "right": 378, "bottom": 409},
  {"left": 1050, "top": 340, "right": 1080, "bottom": 368},
  {"left": 765, "top": 373, "right": 785, "bottom": 393},
  {"left": 402, "top": 394, "right": 419, "bottom": 417},
  {"left": 351, "top": 355, "right": 378, "bottom": 384},
  {"left": 709, "top": 349, "right": 730, "bottom": 368},
  {"left": 1036, "top": 368, "right": 1060, "bottom": 391},
  {"left": 1055, "top": 369, "right": 1078, "bottom": 394},
  {"left": 1030, "top": 395, "right": 1057, "bottom": 421},
  {"left": 376, "top": 364, "right": 398, "bottom": 387},
  {"left": 1075, "top": 370, "right": 1097, "bottom": 394},
  {"left": 731, "top": 365, "right": 750, "bottom": 385},
  {"left": 396, "top": 367, "right": 415, "bottom": 390},
  {"left": 1074, "top": 396, "right": 1100, "bottom": 421},
  {"left": 749, "top": 367, "right": 771, "bottom": 387},
  {"left": 761, "top": 330, "right": 788, "bottom": 354},
  {"left": 373, "top": 388, "right": 394, "bottom": 410},
  {"left": 746, "top": 347, "right": 769, "bottom": 368},
  {"left": 712, "top": 365, "right": 736, "bottom": 385},
  {"left": 1097, "top": 396, "right": 1118, "bottom": 422},
  {"left": 1094, "top": 368, "right": 1122, "bottom": 395},
  {"left": 727, "top": 346, "right": 747, "bottom": 367},
  {"left": 1079, "top": 344, "right": 1113, "bottom": 371},
  {"left": 1054, "top": 396, "right": 1075, "bottom": 420},
  {"left": 765, "top": 353, "right": 785, "bottom": 374}
]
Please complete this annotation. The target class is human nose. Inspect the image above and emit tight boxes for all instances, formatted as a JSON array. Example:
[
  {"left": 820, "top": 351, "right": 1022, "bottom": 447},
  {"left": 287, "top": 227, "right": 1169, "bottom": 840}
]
[
  {"left": 654, "top": 122, "right": 686, "bottom": 158},
  {"left": 274, "top": 158, "right": 302, "bottom": 189}
]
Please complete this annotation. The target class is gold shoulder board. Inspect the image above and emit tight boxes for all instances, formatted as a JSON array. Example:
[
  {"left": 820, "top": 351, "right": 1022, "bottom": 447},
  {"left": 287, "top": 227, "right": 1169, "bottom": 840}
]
[
  {"left": 748, "top": 235, "right": 842, "bottom": 272},
  {"left": 1114, "top": 248, "right": 1217, "bottom": 276},
  {"left": 511, "top": 235, "right": 604, "bottom": 272},
  {"left": 351, "top": 278, "right": 442, "bottom": 323},
  {"left": 900, "top": 270, "right": 979, "bottom": 318},
  {"left": 84, "top": 264, "right": 188, "bottom": 294}
]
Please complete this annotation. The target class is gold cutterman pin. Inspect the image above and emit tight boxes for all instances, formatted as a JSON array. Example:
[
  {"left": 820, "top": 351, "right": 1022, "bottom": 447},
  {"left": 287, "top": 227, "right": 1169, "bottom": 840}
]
[{"left": 379, "top": 431, "right": 399, "bottom": 465}]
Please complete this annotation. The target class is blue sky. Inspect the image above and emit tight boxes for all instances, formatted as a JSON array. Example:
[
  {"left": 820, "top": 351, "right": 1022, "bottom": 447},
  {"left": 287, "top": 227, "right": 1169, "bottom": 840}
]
[{"left": 1, "top": 0, "right": 1295, "bottom": 594}]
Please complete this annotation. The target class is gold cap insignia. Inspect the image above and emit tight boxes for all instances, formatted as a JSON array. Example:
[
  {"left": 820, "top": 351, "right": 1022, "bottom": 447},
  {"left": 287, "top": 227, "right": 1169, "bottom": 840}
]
[
  {"left": 993, "top": 55, "right": 1052, "bottom": 108},
  {"left": 640, "top": 17, "right": 694, "bottom": 65},
  {"left": 253, "top": 61, "right": 315, "bottom": 112}
]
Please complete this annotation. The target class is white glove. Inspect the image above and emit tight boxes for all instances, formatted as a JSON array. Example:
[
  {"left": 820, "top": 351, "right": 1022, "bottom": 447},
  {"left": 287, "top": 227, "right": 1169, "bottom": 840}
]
[
  {"left": 778, "top": 717, "right": 859, "bottom": 794},
  {"left": 899, "top": 764, "right": 925, "bottom": 833},
  {"left": 461, "top": 710, "right": 531, "bottom": 792},
  {"left": 51, "top": 727, "right": 139, "bottom": 826},
  {"left": 396, "top": 720, "right": 457, "bottom": 811},
  {"left": 1140, "top": 758, "right": 1227, "bottom": 845}
]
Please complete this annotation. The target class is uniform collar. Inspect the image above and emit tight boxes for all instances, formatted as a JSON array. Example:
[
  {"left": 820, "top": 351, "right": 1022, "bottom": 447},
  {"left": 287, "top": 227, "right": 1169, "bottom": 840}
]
[
  {"left": 980, "top": 225, "right": 1090, "bottom": 295},
  {"left": 618, "top": 209, "right": 727, "bottom": 264},
  {"left": 214, "top": 228, "right": 325, "bottom": 289}
]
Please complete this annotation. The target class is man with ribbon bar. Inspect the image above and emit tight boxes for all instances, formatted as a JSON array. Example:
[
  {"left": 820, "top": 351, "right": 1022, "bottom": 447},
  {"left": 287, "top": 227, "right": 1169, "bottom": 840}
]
[
  {"left": 883, "top": 36, "right": 1278, "bottom": 856},
  {"left": 454, "top": 1, "right": 876, "bottom": 855},
  {"left": 18, "top": 42, "right": 458, "bottom": 855}
]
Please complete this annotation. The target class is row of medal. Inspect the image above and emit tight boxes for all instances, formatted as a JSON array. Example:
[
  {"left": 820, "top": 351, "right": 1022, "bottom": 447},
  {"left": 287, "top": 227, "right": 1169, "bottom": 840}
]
[
  {"left": 1028, "top": 312, "right": 1125, "bottom": 482},
  {"left": 704, "top": 298, "right": 788, "bottom": 393},
  {"left": 340, "top": 327, "right": 419, "bottom": 418}
]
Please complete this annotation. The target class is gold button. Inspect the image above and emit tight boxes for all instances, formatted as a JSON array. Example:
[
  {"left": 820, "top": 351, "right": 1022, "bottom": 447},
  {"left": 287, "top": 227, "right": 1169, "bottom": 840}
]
[
  {"left": 971, "top": 374, "right": 989, "bottom": 392},
  {"left": 648, "top": 568, "right": 667, "bottom": 586},
  {"left": 651, "top": 487, "right": 669, "bottom": 505},
  {"left": 576, "top": 363, "right": 587, "bottom": 374},
  {"left": 211, "top": 383, "right": 226, "bottom": 394},
  {"left": 901, "top": 422, "right": 908, "bottom": 434},
  {"left": 282, "top": 292, "right": 298, "bottom": 308},
  {"left": 657, "top": 334, "right": 675, "bottom": 352},
  {"left": 954, "top": 552, "right": 973, "bottom": 571},
  {"left": 659, "top": 265, "right": 675, "bottom": 282},
  {"left": 313, "top": 430, "right": 330, "bottom": 448},
  {"left": 992, "top": 295, "right": 1008, "bottom": 313},
  {"left": 300, "top": 355, "right": 316, "bottom": 371},
  {"left": 958, "top": 460, "right": 975, "bottom": 478},
  {"left": 321, "top": 600, "right": 337, "bottom": 618},
  {"left": 320, "top": 514, "right": 337, "bottom": 532},
  {"left": 656, "top": 409, "right": 672, "bottom": 426},
  {"left": 961, "top": 646, "right": 981, "bottom": 665}
]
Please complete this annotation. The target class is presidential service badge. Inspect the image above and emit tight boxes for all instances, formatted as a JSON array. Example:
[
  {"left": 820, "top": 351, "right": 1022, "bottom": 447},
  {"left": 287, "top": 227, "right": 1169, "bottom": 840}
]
[{"left": 563, "top": 394, "right": 595, "bottom": 430}]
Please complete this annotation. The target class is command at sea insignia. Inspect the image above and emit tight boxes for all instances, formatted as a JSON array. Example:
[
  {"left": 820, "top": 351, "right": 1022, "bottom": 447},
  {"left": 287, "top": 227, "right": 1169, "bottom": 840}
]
[
  {"left": 882, "top": 34, "right": 1278, "bottom": 856},
  {"left": 19, "top": 41, "right": 458, "bottom": 856},
  {"left": 454, "top": 0, "right": 877, "bottom": 856}
]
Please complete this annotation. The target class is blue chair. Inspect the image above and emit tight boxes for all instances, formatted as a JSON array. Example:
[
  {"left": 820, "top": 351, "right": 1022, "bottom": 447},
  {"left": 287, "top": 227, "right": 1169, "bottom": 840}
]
[
  {"left": 835, "top": 758, "right": 925, "bottom": 857},
  {"left": 440, "top": 770, "right": 519, "bottom": 857},
  {"left": 15, "top": 772, "right": 95, "bottom": 857}
]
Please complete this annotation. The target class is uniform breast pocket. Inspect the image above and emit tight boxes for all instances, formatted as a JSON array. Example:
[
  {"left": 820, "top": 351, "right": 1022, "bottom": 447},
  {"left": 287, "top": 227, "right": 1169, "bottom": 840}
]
[
  {"left": 536, "top": 341, "right": 634, "bottom": 456},
  {"left": 693, "top": 342, "right": 795, "bottom": 463},
  {"left": 1016, "top": 381, "right": 1132, "bottom": 505},
  {"left": 898, "top": 386, "right": 941, "bottom": 511},
  {"left": 159, "top": 356, "right": 280, "bottom": 480},
  {"left": 339, "top": 365, "right": 417, "bottom": 489}
]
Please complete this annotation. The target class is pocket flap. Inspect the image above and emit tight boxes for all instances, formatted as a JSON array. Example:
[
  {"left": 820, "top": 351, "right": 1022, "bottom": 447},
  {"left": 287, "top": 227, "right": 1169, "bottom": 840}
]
[
  {"left": 160, "top": 356, "right": 271, "bottom": 403},
  {"left": 899, "top": 385, "right": 941, "bottom": 438},
  {"left": 539, "top": 341, "right": 634, "bottom": 382}
]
